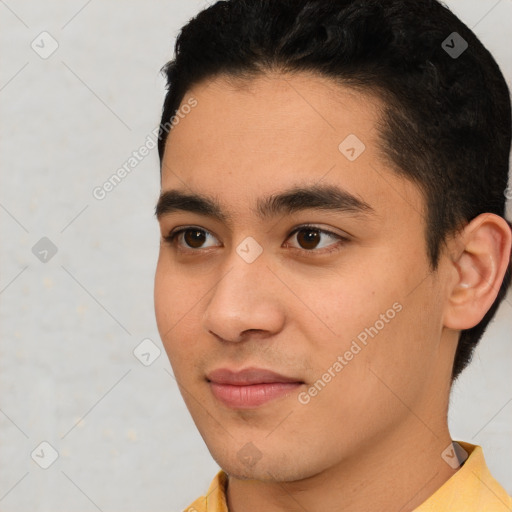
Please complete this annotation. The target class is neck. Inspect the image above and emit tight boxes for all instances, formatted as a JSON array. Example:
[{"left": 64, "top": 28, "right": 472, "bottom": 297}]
[{"left": 226, "top": 418, "right": 458, "bottom": 512}]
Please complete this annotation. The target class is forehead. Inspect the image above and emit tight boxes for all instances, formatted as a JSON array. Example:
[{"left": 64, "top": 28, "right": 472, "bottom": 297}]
[
  {"left": 160, "top": 72, "right": 424, "bottom": 224},
  {"left": 165, "top": 71, "right": 379, "bottom": 156}
]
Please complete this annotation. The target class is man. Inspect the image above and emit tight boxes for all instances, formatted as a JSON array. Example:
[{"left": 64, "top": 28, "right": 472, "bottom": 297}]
[{"left": 153, "top": 0, "right": 512, "bottom": 510}]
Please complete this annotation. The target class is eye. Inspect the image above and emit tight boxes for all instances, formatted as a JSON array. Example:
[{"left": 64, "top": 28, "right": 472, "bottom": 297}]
[
  {"left": 163, "top": 224, "right": 348, "bottom": 255},
  {"left": 163, "top": 227, "right": 220, "bottom": 252},
  {"left": 285, "top": 224, "right": 348, "bottom": 255}
]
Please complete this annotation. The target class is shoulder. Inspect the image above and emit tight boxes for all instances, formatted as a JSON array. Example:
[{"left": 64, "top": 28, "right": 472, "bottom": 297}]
[
  {"left": 414, "top": 441, "right": 512, "bottom": 512},
  {"left": 182, "top": 470, "right": 229, "bottom": 512}
]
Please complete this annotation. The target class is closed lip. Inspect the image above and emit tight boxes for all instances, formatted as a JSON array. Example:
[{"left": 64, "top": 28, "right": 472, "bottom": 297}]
[{"left": 206, "top": 367, "right": 303, "bottom": 385}]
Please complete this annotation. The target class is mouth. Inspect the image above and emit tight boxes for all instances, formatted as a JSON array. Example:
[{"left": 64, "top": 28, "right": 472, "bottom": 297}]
[{"left": 206, "top": 367, "right": 304, "bottom": 409}]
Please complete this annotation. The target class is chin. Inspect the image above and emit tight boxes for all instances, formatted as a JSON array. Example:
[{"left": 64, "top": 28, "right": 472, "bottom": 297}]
[{"left": 208, "top": 445, "right": 319, "bottom": 483}]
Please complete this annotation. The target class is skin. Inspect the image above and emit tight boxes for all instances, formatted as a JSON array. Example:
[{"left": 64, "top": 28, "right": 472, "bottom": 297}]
[{"left": 154, "top": 72, "right": 511, "bottom": 512}]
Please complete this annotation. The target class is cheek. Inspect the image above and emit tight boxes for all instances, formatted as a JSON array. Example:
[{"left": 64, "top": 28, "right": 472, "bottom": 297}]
[
  {"left": 154, "top": 254, "right": 201, "bottom": 333},
  {"left": 154, "top": 257, "right": 198, "bottom": 364},
  {"left": 154, "top": 261, "right": 173, "bottom": 338},
  {"left": 295, "top": 264, "right": 394, "bottom": 351},
  {"left": 292, "top": 299, "right": 436, "bottom": 450},
  {"left": 296, "top": 252, "right": 438, "bottom": 395},
  {"left": 336, "top": 279, "right": 442, "bottom": 411}
]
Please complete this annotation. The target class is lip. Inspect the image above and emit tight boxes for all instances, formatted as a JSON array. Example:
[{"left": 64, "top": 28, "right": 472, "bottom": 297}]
[
  {"left": 207, "top": 367, "right": 302, "bottom": 385},
  {"left": 207, "top": 367, "right": 304, "bottom": 409}
]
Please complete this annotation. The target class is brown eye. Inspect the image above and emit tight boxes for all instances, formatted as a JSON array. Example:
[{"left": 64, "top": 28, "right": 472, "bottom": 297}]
[
  {"left": 183, "top": 229, "right": 207, "bottom": 249},
  {"left": 296, "top": 228, "right": 321, "bottom": 250},
  {"left": 286, "top": 225, "right": 348, "bottom": 255},
  {"left": 164, "top": 227, "right": 220, "bottom": 251}
]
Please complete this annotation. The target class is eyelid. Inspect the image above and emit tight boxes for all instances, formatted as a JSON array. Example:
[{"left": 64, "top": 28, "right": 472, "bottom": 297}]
[
  {"left": 287, "top": 223, "right": 350, "bottom": 242},
  {"left": 164, "top": 225, "right": 221, "bottom": 250},
  {"left": 285, "top": 224, "right": 349, "bottom": 255},
  {"left": 163, "top": 223, "right": 349, "bottom": 254}
]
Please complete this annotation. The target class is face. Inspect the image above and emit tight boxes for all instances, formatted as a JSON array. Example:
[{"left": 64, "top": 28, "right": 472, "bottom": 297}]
[{"left": 154, "top": 72, "right": 455, "bottom": 482}]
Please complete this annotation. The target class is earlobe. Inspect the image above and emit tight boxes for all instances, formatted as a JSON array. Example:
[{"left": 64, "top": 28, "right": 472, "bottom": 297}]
[{"left": 443, "top": 213, "right": 512, "bottom": 331}]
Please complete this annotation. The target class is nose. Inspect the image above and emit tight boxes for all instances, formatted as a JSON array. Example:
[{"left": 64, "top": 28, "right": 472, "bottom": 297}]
[{"left": 201, "top": 251, "right": 286, "bottom": 343}]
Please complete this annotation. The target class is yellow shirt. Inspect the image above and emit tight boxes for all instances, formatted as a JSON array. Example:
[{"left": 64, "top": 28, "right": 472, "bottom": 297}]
[{"left": 184, "top": 441, "right": 512, "bottom": 512}]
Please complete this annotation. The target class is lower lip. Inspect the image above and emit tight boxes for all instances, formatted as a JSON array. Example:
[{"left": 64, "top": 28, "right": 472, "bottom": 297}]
[{"left": 209, "top": 382, "right": 302, "bottom": 408}]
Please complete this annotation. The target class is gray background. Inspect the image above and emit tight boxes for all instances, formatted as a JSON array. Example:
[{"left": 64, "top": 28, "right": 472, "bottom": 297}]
[{"left": 0, "top": 1, "right": 511, "bottom": 510}]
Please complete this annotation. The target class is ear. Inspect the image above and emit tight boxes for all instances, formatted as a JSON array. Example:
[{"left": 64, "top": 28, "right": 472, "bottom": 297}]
[{"left": 443, "top": 213, "right": 512, "bottom": 330}]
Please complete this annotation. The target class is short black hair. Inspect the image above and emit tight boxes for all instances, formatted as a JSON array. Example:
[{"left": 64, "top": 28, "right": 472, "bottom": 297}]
[{"left": 157, "top": 0, "right": 512, "bottom": 381}]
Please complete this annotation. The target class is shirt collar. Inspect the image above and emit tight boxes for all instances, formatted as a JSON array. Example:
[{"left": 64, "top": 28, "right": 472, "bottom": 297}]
[{"left": 413, "top": 441, "right": 512, "bottom": 511}]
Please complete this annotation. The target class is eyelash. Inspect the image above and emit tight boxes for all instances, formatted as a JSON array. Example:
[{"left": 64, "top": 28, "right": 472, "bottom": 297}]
[{"left": 163, "top": 224, "right": 349, "bottom": 257}]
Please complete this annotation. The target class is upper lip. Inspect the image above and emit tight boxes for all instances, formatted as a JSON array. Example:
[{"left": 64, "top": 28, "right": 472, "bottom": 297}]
[{"left": 206, "top": 367, "right": 303, "bottom": 385}]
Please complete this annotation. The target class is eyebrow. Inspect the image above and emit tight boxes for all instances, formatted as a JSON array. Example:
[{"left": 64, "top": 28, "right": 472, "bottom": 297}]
[{"left": 155, "top": 184, "right": 375, "bottom": 226}]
